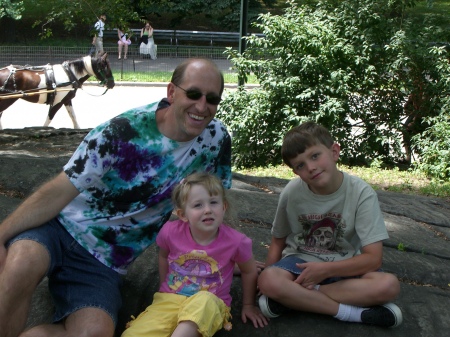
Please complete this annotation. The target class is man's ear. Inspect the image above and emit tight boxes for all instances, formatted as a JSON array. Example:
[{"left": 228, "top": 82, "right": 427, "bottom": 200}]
[
  {"left": 176, "top": 208, "right": 188, "bottom": 222},
  {"left": 167, "top": 83, "right": 176, "bottom": 103}
]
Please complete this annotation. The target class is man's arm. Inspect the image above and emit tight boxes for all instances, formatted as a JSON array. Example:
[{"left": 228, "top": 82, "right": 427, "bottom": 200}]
[{"left": 0, "top": 171, "right": 80, "bottom": 246}]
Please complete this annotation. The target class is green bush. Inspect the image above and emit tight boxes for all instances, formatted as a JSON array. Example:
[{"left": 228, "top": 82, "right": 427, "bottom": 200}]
[
  {"left": 412, "top": 100, "right": 450, "bottom": 179},
  {"left": 218, "top": 0, "right": 450, "bottom": 170}
]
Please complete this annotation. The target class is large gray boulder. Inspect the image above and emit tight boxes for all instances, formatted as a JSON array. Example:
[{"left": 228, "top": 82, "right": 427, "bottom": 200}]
[{"left": 1, "top": 128, "right": 449, "bottom": 336}]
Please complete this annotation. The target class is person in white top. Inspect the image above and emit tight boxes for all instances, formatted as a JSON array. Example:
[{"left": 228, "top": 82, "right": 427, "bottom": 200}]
[
  {"left": 117, "top": 27, "right": 131, "bottom": 59},
  {"left": 92, "top": 14, "right": 106, "bottom": 56}
]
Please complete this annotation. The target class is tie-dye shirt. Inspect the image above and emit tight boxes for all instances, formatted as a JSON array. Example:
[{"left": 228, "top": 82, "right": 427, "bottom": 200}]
[{"left": 59, "top": 99, "right": 232, "bottom": 274}]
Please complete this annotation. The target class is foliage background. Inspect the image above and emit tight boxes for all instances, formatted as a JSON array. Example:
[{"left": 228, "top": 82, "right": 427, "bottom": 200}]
[
  {"left": 2, "top": 0, "right": 450, "bottom": 182},
  {"left": 217, "top": 0, "right": 450, "bottom": 178},
  {"left": 0, "top": 0, "right": 284, "bottom": 45}
]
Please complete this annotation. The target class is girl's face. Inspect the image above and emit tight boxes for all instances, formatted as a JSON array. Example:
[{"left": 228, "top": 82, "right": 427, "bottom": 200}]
[{"left": 177, "top": 185, "right": 226, "bottom": 241}]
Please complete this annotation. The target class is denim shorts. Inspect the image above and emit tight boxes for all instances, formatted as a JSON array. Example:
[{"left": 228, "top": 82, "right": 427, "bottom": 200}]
[
  {"left": 6, "top": 218, "right": 123, "bottom": 325},
  {"left": 271, "top": 255, "right": 361, "bottom": 285}
]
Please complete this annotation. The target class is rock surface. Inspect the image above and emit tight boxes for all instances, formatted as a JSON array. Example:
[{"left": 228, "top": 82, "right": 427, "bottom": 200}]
[{"left": 1, "top": 127, "right": 449, "bottom": 337}]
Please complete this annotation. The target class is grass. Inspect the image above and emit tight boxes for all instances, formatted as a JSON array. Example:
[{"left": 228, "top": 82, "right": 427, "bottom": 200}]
[
  {"left": 234, "top": 164, "right": 450, "bottom": 199},
  {"left": 112, "top": 71, "right": 259, "bottom": 84}
]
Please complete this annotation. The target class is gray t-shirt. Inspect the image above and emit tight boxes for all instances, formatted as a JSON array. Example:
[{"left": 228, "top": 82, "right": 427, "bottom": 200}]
[{"left": 272, "top": 172, "right": 388, "bottom": 262}]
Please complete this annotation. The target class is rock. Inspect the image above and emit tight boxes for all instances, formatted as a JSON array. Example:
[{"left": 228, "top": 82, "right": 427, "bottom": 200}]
[{"left": 1, "top": 127, "right": 449, "bottom": 336}]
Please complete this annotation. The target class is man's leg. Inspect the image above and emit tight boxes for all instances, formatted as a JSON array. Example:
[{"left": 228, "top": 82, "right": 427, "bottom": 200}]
[
  {"left": 0, "top": 240, "right": 50, "bottom": 337},
  {"left": 20, "top": 307, "right": 115, "bottom": 337}
]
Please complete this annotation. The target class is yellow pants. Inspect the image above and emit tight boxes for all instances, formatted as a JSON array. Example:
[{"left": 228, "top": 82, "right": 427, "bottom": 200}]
[{"left": 121, "top": 291, "right": 231, "bottom": 337}]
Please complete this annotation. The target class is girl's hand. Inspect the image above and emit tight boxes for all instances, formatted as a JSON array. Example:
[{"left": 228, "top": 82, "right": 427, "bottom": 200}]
[{"left": 241, "top": 304, "right": 269, "bottom": 328}]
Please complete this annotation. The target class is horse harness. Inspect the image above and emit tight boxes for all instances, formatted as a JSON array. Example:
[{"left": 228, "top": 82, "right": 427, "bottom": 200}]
[{"left": 0, "top": 63, "right": 84, "bottom": 104}]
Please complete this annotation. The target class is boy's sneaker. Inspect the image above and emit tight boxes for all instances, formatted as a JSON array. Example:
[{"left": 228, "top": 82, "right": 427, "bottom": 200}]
[
  {"left": 361, "top": 303, "right": 403, "bottom": 328},
  {"left": 258, "top": 295, "right": 289, "bottom": 318}
]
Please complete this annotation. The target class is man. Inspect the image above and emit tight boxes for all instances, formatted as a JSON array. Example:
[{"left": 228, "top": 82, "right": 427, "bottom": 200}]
[
  {"left": 0, "top": 58, "right": 231, "bottom": 337},
  {"left": 92, "top": 13, "right": 106, "bottom": 55}
]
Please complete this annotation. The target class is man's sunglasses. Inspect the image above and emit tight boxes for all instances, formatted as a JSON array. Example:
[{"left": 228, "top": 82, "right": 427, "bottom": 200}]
[{"left": 173, "top": 84, "right": 222, "bottom": 105}]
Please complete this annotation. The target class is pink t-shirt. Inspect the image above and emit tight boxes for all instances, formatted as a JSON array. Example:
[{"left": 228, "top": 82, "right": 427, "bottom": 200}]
[{"left": 156, "top": 220, "right": 253, "bottom": 306}]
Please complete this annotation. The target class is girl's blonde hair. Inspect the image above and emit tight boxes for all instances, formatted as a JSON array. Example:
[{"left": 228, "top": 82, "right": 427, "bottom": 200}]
[{"left": 172, "top": 172, "right": 228, "bottom": 211}]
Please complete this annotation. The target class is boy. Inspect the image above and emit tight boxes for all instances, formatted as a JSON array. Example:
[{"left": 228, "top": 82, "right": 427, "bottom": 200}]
[{"left": 257, "top": 121, "right": 402, "bottom": 328}]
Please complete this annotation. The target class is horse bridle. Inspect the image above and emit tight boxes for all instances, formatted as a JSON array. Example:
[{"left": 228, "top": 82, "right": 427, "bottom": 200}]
[
  {"left": 95, "top": 61, "right": 114, "bottom": 87},
  {"left": 62, "top": 58, "right": 112, "bottom": 96},
  {"left": 90, "top": 57, "right": 114, "bottom": 87}
]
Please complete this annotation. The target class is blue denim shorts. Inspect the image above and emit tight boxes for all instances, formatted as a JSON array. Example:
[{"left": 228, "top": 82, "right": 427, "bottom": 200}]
[
  {"left": 6, "top": 218, "right": 123, "bottom": 325},
  {"left": 271, "top": 255, "right": 361, "bottom": 285}
]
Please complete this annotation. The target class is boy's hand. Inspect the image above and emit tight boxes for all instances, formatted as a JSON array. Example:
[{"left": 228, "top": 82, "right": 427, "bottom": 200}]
[
  {"left": 241, "top": 304, "right": 269, "bottom": 328},
  {"left": 295, "top": 262, "right": 327, "bottom": 289},
  {"left": 233, "top": 260, "right": 265, "bottom": 275}
]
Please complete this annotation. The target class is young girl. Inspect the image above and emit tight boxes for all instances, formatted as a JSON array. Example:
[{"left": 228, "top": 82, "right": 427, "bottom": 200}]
[
  {"left": 117, "top": 27, "right": 131, "bottom": 59},
  {"left": 122, "top": 172, "right": 268, "bottom": 337}
]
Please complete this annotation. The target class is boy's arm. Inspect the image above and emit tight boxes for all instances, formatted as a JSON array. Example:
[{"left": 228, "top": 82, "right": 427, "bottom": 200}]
[
  {"left": 158, "top": 247, "right": 169, "bottom": 287},
  {"left": 295, "top": 241, "right": 383, "bottom": 288},
  {"left": 265, "top": 236, "right": 287, "bottom": 267},
  {"left": 238, "top": 257, "right": 269, "bottom": 328}
]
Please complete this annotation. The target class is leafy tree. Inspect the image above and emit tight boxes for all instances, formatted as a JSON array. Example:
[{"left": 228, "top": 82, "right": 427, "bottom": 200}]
[
  {"left": 26, "top": 0, "right": 277, "bottom": 38},
  {"left": 411, "top": 46, "right": 450, "bottom": 179},
  {"left": 29, "top": 0, "right": 140, "bottom": 39},
  {"left": 218, "top": 0, "right": 450, "bottom": 169},
  {"left": 134, "top": 0, "right": 277, "bottom": 30},
  {"left": 0, "top": 0, "right": 24, "bottom": 20}
]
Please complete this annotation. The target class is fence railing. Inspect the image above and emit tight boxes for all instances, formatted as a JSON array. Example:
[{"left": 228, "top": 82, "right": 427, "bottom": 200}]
[
  {"left": 103, "top": 29, "right": 264, "bottom": 48},
  {"left": 0, "top": 45, "right": 237, "bottom": 83}
]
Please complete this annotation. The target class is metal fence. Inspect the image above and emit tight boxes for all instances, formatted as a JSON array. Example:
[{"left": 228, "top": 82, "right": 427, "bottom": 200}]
[{"left": 0, "top": 45, "right": 237, "bottom": 83}]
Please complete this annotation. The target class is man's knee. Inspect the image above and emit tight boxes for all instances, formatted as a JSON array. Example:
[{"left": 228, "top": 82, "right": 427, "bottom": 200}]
[
  {"left": 3, "top": 240, "right": 49, "bottom": 285},
  {"left": 65, "top": 308, "right": 115, "bottom": 337}
]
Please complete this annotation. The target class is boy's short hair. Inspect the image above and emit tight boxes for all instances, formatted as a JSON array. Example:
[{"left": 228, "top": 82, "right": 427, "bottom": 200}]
[{"left": 281, "top": 121, "right": 334, "bottom": 167}]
